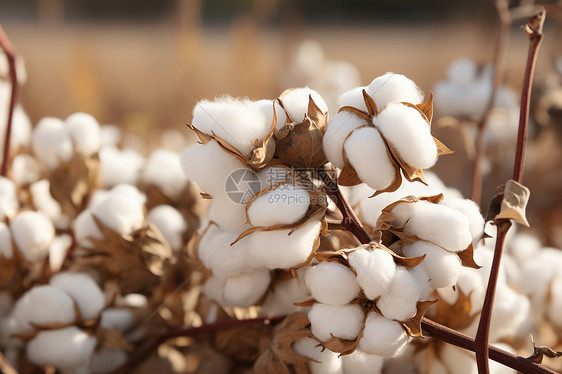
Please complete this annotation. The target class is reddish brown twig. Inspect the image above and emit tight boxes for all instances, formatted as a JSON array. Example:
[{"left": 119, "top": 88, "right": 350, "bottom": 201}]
[
  {"left": 0, "top": 25, "right": 18, "bottom": 177},
  {"left": 475, "top": 7, "right": 545, "bottom": 374}
]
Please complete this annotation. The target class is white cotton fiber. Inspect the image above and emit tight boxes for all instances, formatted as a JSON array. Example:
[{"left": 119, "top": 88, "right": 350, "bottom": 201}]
[
  {"left": 489, "top": 284, "right": 531, "bottom": 342},
  {"left": 0, "top": 177, "right": 18, "bottom": 221},
  {"left": 293, "top": 337, "right": 343, "bottom": 374},
  {"left": 373, "top": 104, "right": 437, "bottom": 169},
  {"left": 280, "top": 88, "right": 328, "bottom": 123},
  {"left": 547, "top": 275, "right": 562, "bottom": 328},
  {"left": 433, "top": 81, "right": 464, "bottom": 117},
  {"left": 246, "top": 219, "right": 321, "bottom": 269},
  {"left": 192, "top": 98, "right": 271, "bottom": 158},
  {"left": 257, "top": 166, "right": 290, "bottom": 187},
  {"left": 48, "top": 234, "right": 72, "bottom": 272},
  {"left": 99, "top": 125, "right": 121, "bottom": 147},
  {"left": 323, "top": 111, "right": 366, "bottom": 168},
  {"left": 99, "top": 146, "right": 144, "bottom": 188},
  {"left": 446, "top": 59, "right": 478, "bottom": 87},
  {"left": 11, "top": 154, "right": 41, "bottom": 186},
  {"left": 517, "top": 248, "right": 562, "bottom": 306},
  {"left": 508, "top": 233, "right": 540, "bottom": 266},
  {"left": 377, "top": 267, "right": 420, "bottom": 321},
  {"left": 0, "top": 222, "right": 13, "bottom": 259},
  {"left": 305, "top": 261, "right": 360, "bottom": 305},
  {"left": 65, "top": 112, "right": 101, "bottom": 156},
  {"left": 208, "top": 195, "right": 247, "bottom": 231},
  {"left": 0, "top": 106, "right": 32, "bottom": 152},
  {"left": 261, "top": 269, "right": 310, "bottom": 315},
  {"left": 10, "top": 211, "right": 54, "bottom": 262},
  {"left": 252, "top": 99, "right": 285, "bottom": 131},
  {"left": 197, "top": 224, "right": 250, "bottom": 277},
  {"left": 247, "top": 184, "right": 310, "bottom": 227},
  {"left": 408, "top": 265, "right": 431, "bottom": 301},
  {"left": 466, "top": 79, "right": 492, "bottom": 119},
  {"left": 358, "top": 312, "right": 408, "bottom": 357},
  {"left": 309, "top": 303, "right": 364, "bottom": 342},
  {"left": 403, "top": 241, "right": 462, "bottom": 289},
  {"left": 26, "top": 327, "right": 97, "bottom": 371},
  {"left": 348, "top": 248, "right": 396, "bottom": 299},
  {"left": 73, "top": 211, "right": 103, "bottom": 248},
  {"left": 439, "top": 344, "right": 477, "bottom": 374},
  {"left": 366, "top": 73, "right": 424, "bottom": 110},
  {"left": 439, "top": 198, "right": 484, "bottom": 241},
  {"left": 341, "top": 349, "right": 384, "bottom": 374},
  {"left": 30, "top": 180, "right": 69, "bottom": 229},
  {"left": 91, "top": 193, "right": 144, "bottom": 235},
  {"left": 49, "top": 272, "right": 105, "bottom": 321},
  {"left": 205, "top": 269, "right": 271, "bottom": 307},
  {"left": 403, "top": 201, "right": 472, "bottom": 252},
  {"left": 339, "top": 86, "right": 368, "bottom": 112},
  {"left": 100, "top": 308, "right": 134, "bottom": 331},
  {"left": 147, "top": 205, "right": 186, "bottom": 252},
  {"left": 141, "top": 149, "right": 187, "bottom": 200},
  {"left": 344, "top": 126, "right": 396, "bottom": 190},
  {"left": 32, "top": 117, "right": 73, "bottom": 169}
]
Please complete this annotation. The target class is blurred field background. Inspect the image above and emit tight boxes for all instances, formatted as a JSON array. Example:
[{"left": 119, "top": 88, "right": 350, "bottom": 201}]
[{"left": 1, "top": 0, "right": 562, "bottom": 242}]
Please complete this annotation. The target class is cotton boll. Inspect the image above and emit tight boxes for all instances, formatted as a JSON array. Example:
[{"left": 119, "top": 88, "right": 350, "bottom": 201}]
[
  {"left": 193, "top": 98, "right": 271, "bottom": 158},
  {"left": 403, "top": 241, "right": 462, "bottom": 289},
  {"left": 344, "top": 126, "right": 396, "bottom": 190},
  {"left": 91, "top": 193, "right": 145, "bottom": 235},
  {"left": 100, "top": 125, "right": 121, "bottom": 147},
  {"left": 280, "top": 88, "right": 328, "bottom": 123},
  {"left": 433, "top": 81, "right": 465, "bottom": 117},
  {"left": 141, "top": 149, "right": 188, "bottom": 200},
  {"left": 65, "top": 112, "right": 101, "bottom": 156},
  {"left": 0, "top": 222, "right": 13, "bottom": 259},
  {"left": 10, "top": 211, "right": 54, "bottom": 262},
  {"left": 489, "top": 284, "right": 531, "bottom": 342},
  {"left": 408, "top": 265, "right": 431, "bottom": 301},
  {"left": 447, "top": 59, "right": 478, "bottom": 87},
  {"left": 100, "top": 308, "right": 134, "bottom": 331},
  {"left": 374, "top": 104, "right": 437, "bottom": 169},
  {"left": 30, "top": 180, "right": 69, "bottom": 229},
  {"left": 205, "top": 269, "right": 271, "bottom": 307},
  {"left": 109, "top": 184, "right": 147, "bottom": 206},
  {"left": 439, "top": 198, "right": 484, "bottom": 241},
  {"left": 508, "top": 233, "right": 541, "bottom": 266},
  {"left": 547, "top": 275, "right": 562, "bottom": 328},
  {"left": 208, "top": 195, "right": 247, "bottom": 231},
  {"left": 261, "top": 269, "right": 310, "bottom": 315},
  {"left": 73, "top": 211, "right": 103, "bottom": 248},
  {"left": 11, "top": 154, "right": 41, "bottom": 186},
  {"left": 341, "top": 349, "right": 384, "bottom": 374},
  {"left": 90, "top": 349, "right": 128, "bottom": 374},
  {"left": 147, "top": 205, "right": 187, "bottom": 251},
  {"left": 467, "top": 79, "right": 492, "bottom": 119},
  {"left": 293, "top": 337, "right": 343, "bottom": 374},
  {"left": 339, "top": 86, "right": 368, "bottom": 112},
  {"left": 348, "top": 248, "right": 396, "bottom": 299},
  {"left": 358, "top": 312, "right": 408, "bottom": 357},
  {"left": 247, "top": 184, "right": 310, "bottom": 227},
  {"left": 49, "top": 272, "right": 105, "bottom": 321},
  {"left": 0, "top": 177, "right": 18, "bottom": 221},
  {"left": 309, "top": 303, "right": 364, "bottom": 342},
  {"left": 32, "top": 117, "right": 73, "bottom": 169},
  {"left": 48, "top": 234, "right": 72, "bottom": 272},
  {"left": 99, "top": 146, "right": 144, "bottom": 188},
  {"left": 367, "top": 73, "right": 424, "bottom": 110},
  {"left": 247, "top": 220, "right": 321, "bottom": 269},
  {"left": 305, "top": 261, "right": 360, "bottom": 305},
  {"left": 377, "top": 267, "right": 420, "bottom": 321},
  {"left": 0, "top": 106, "right": 32, "bottom": 152},
  {"left": 198, "top": 224, "right": 250, "bottom": 277},
  {"left": 26, "top": 327, "right": 97, "bottom": 372},
  {"left": 440, "top": 344, "right": 477, "bottom": 374},
  {"left": 252, "top": 99, "right": 285, "bottom": 131},
  {"left": 323, "top": 111, "right": 366, "bottom": 168}
]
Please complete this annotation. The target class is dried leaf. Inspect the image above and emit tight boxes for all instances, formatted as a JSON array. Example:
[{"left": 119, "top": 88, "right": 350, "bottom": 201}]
[
  {"left": 362, "top": 89, "right": 378, "bottom": 116},
  {"left": 434, "top": 137, "right": 454, "bottom": 156},
  {"left": 402, "top": 300, "right": 438, "bottom": 337},
  {"left": 457, "top": 244, "right": 481, "bottom": 269},
  {"left": 320, "top": 334, "right": 359, "bottom": 356},
  {"left": 214, "top": 322, "right": 272, "bottom": 362},
  {"left": 401, "top": 92, "right": 434, "bottom": 124},
  {"left": 249, "top": 101, "right": 278, "bottom": 168},
  {"left": 495, "top": 179, "right": 530, "bottom": 226},
  {"left": 97, "top": 328, "right": 132, "bottom": 351},
  {"left": 337, "top": 161, "right": 363, "bottom": 187},
  {"left": 527, "top": 335, "right": 562, "bottom": 364},
  {"left": 432, "top": 288, "right": 478, "bottom": 331},
  {"left": 294, "top": 298, "right": 317, "bottom": 308},
  {"left": 338, "top": 106, "right": 371, "bottom": 121}
]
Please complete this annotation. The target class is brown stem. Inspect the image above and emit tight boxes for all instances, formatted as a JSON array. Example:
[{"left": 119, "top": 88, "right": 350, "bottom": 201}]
[
  {"left": 475, "top": 8, "right": 545, "bottom": 374},
  {"left": 471, "top": 0, "right": 512, "bottom": 205},
  {"left": 0, "top": 25, "right": 18, "bottom": 177}
]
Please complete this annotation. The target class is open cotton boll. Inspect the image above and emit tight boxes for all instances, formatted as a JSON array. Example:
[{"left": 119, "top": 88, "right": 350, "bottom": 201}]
[
  {"left": 109, "top": 184, "right": 147, "bottom": 205},
  {"left": 49, "top": 272, "right": 105, "bottom": 321},
  {"left": 466, "top": 79, "right": 492, "bottom": 119},
  {"left": 208, "top": 196, "right": 247, "bottom": 231},
  {"left": 508, "top": 233, "right": 541, "bottom": 266},
  {"left": 403, "top": 241, "right": 462, "bottom": 289},
  {"left": 198, "top": 224, "right": 250, "bottom": 277},
  {"left": 0, "top": 222, "right": 13, "bottom": 259},
  {"left": 32, "top": 117, "right": 73, "bottom": 169},
  {"left": 439, "top": 198, "right": 484, "bottom": 241},
  {"left": 446, "top": 59, "right": 478, "bottom": 87},
  {"left": 100, "top": 125, "right": 121, "bottom": 147},
  {"left": 367, "top": 73, "right": 424, "bottom": 110},
  {"left": 30, "top": 180, "right": 69, "bottom": 229},
  {"left": 48, "top": 234, "right": 72, "bottom": 272},
  {"left": 293, "top": 337, "right": 343, "bottom": 374},
  {"left": 323, "top": 111, "right": 366, "bottom": 168},
  {"left": 247, "top": 184, "right": 310, "bottom": 227},
  {"left": 99, "top": 146, "right": 144, "bottom": 188},
  {"left": 358, "top": 312, "right": 408, "bottom": 357},
  {"left": 100, "top": 308, "right": 134, "bottom": 331},
  {"left": 377, "top": 267, "right": 420, "bottom": 321},
  {"left": 10, "top": 211, "right": 55, "bottom": 262},
  {"left": 280, "top": 88, "right": 328, "bottom": 123},
  {"left": 247, "top": 219, "right": 321, "bottom": 269},
  {"left": 436, "top": 267, "right": 485, "bottom": 314},
  {"left": 488, "top": 284, "right": 531, "bottom": 342},
  {"left": 26, "top": 327, "right": 97, "bottom": 372},
  {"left": 408, "top": 265, "right": 431, "bottom": 301},
  {"left": 547, "top": 275, "right": 562, "bottom": 328},
  {"left": 90, "top": 349, "right": 128, "bottom": 374},
  {"left": 65, "top": 112, "right": 101, "bottom": 156},
  {"left": 0, "top": 177, "right": 17, "bottom": 221},
  {"left": 344, "top": 127, "right": 396, "bottom": 190},
  {"left": 253, "top": 99, "right": 285, "bottom": 131},
  {"left": 484, "top": 107, "right": 519, "bottom": 147},
  {"left": 339, "top": 86, "right": 368, "bottom": 112},
  {"left": 193, "top": 98, "right": 271, "bottom": 158},
  {"left": 309, "top": 303, "right": 364, "bottom": 342},
  {"left": 374, "top": 104, "right": 437, "bottom": 169},
  {"left": 91, "top": 193, "right": 145, "bottom": 235},
  {"left": 433, "top": 81, "right": 466, "bottom": 116},
  {"left": 305, "top": 261, "right": 360, "bottom": 305},
  {"left": 341, "top": 349, "right": 384, "bottom": 374},
  {"left": 11, "top": 154, "right": 41, "bottom": 186},
  {"left": 147, "top": 205, "right": 186, "bottom": 252},
  {"left": 261, "top": 269, "right": 310, "bottom": 315},
  {"left": 205, "top": 269, "right": 271, "bottom": 307},
  {"left": 141, "top": 149, "right": 188, "bottom": 200},
  {"left": 404, "top": 201, "right": 472, "bottom": 252},
  {"left": 348, "top": 248, "right": 396, "bottom": 299},
  {"left": 73, "top": 211, "right": 103, "bottom": 248}
]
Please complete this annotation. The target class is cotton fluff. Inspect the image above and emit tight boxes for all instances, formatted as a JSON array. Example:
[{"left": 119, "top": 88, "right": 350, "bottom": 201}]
[
  {"left": 246, "top": 220, "right": 321, "bottom": 269},
  {"left": 488, "top": 284, "right": 531, "bottom": 342},
  {"left": 48, "top": 234, "right": 72, "bottom": 272},
  {"left": 91, "top": 192, "right": 144, "bottom": 235},
  {"left": 305, "top": 261, "right": 360, "bottom": 305},
  {"left": 204, "top": 269, "right": 271, "bottom": 307},
  {"left": 30, "top": 179, "right": 69, "bottom": 229},
  {"left": 0, "top": 222, "right": 13, "bottom": 259},
  {"left": 99, "top": 146, "right": 144, "bottom": 188},
  {"left": 197, "top": 224, "right": 250, "bottom": 277},
  {"left": 32, "top": 117, "right": 73, "bottom": 169},
  {"left": 247, "top": 184, "right": 310, "bottom": 227},
  {"left": 49, "top": 272, "right": 105, "bottom": 321},
  {"left": 0, "top": 107, "right": 32, "bottom": 153},
  {"left": 309, "top": 303, "right": 364, "bottom": 342},
  {"left": 373, "top": 104, "right": 437, "bottom": 169},
  {"left": 446, "top": 59, "right": 478, "bottom": 87},
  {"left": 208, "top": 195, "right": 248, "bottom": 230},
  {"left": 339, "top": 86, "right": 368, "bottom": 111},
  {"left": 65, "top": 112, "right": 101, "bottom": 156},
  {"left": 73, "top": 211, "right": 103, "bottom": 248},
  {"left": 403, "top": 241, "right": 462, "bottom": 289},
  {"left": 141, "top": 149, "right": 187, "bottom": 200},
  {"left": 366, "top": 73, "right": 424, "bottom": 110},
  {"left": 0, "top": 177, "right": 17, "bottom": 221},
  {"left": 147, "top": 205, "right": 186, "bottom": 251},
  {"left": 10, "top": 211, "right": 54, "bottom": 262},
  {"left": 293, "top": 337, "right": 343, "bottom": 374},
  {"left": 261, "top": 270, "right": 310, "bottom": 315},
  {"left": 358, "top": 312, "right": 408, "bottom": 357},
  {"left": 26, "top": 326, "right": 97, "bottom": 372},
  {"left": 507, "top": 233, "right": 541, "bottom": 266},
  {"left": 192, "top": 98, "right": 271, "bottom": 158},
  {"left": 279, "top": 88, "right": 328, "bottom": 123},
  {"left": 11, "top": 154, "right": 41, "bottom": 186},
  {"left": 439, "top": 197, "right": 484, "bottom": 241},
  {"left": 323, "top": 110, "right": 365, "bottom": 168},
  {"left": 377, "top": 267, "right": 420, "bottom": 321},
  {"left": 100, "top": 308, "right": 134, "bottom": 331},
  {"left": 253, "top": 99, "right": 285, "bottom": 131},
  {"left": 439, "top": 344, "right": 477, "bottom": 374},
  {"left": 341, "top": 349, "right": 384, "bottom": 374},
  {"left": 433, "top": 81, "right": 465, "bottom": 117},
  {"left": 100, "top": 125, "right": 121, "bottom": 147},
  {"left": 348, "top": 248, "right": 396, "bottom": 299}
]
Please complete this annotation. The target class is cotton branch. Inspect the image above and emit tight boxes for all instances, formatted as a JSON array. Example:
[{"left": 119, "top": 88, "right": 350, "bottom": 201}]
[
  {"left": 0, "top": 25, "right": 18, "bottom": 177},
  {"left": 475, "top": 7, "right": 545, "bottom": 374}
]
